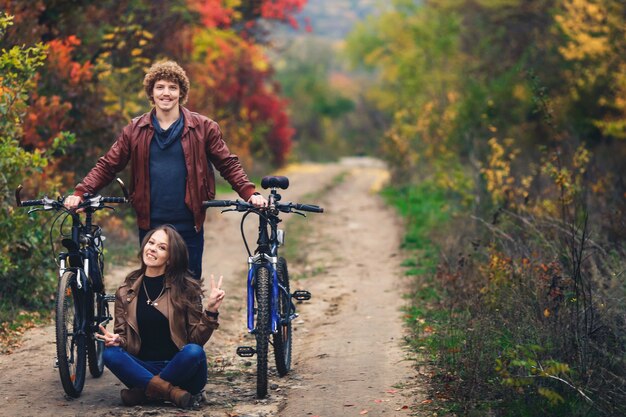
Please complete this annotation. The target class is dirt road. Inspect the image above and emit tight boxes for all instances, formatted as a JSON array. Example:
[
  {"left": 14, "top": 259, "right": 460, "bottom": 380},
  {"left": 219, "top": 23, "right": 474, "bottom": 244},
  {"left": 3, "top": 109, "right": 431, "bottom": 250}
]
[{"left": 0, "top": 158, "right": 425, "bottom": 417}]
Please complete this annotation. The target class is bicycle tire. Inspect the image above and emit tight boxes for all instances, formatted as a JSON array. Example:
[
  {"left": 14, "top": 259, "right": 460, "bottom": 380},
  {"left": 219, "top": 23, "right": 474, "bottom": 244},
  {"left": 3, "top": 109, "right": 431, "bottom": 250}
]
[
  {"left": 87, "top": 293, "right": 105, "bottom": 377},
  {"left": 273, "top": 257, "right": 292, "bottom": 376},
  {"left": 255, "top": 266, "right": 271, "bottom": 398},
  {"left": 56, "top": 271, "right": 87, "bottom": 397}
]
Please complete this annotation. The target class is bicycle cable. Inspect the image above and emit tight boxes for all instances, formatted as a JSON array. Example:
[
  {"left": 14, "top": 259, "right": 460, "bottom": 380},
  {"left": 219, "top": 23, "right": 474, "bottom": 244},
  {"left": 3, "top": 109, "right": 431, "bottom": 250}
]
[
  {"left": 49, "top": 210, "right": 70, "bottom": 268},
  {"left": 240, "top": 208, "right": 274, "bottom": 258}
]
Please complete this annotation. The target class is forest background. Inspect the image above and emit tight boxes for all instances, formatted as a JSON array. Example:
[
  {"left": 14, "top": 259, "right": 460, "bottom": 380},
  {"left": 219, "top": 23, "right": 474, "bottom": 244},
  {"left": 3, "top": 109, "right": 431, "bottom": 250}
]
[{"left": 1, "top": 0, "right": 625, "bottom": 416}]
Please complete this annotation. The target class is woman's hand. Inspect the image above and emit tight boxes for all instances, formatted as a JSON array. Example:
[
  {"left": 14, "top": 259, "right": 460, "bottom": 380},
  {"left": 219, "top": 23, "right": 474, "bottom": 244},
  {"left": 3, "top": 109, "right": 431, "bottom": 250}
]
[
  {"left": 205, "top": 274, "right": 225, "bottom": 313},
  {"left": 96, "top": 324, "right": 121, "bottom": 347}
]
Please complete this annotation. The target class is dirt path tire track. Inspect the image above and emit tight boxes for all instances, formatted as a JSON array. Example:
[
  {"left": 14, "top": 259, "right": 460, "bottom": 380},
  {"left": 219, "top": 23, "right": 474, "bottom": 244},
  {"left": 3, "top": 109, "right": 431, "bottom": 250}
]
[{"left": 0, "top": 159, "right": 425, "bottom": 417}]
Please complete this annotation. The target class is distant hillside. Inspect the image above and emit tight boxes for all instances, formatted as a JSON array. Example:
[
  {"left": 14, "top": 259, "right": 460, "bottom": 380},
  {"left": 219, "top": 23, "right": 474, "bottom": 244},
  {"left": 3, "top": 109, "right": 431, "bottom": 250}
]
[
  {"left": 269, "top": 0, "right": 378, "bottom": 41},
  {"left": 301, "top": 0, "right": 378, "bottom": 39}
]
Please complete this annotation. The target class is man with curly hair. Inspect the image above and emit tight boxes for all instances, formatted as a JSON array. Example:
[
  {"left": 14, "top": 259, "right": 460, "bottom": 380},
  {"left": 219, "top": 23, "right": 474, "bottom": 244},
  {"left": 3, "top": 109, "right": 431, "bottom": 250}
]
[{"left": 65, "top": 60, "right": 266, "bottom": 279}]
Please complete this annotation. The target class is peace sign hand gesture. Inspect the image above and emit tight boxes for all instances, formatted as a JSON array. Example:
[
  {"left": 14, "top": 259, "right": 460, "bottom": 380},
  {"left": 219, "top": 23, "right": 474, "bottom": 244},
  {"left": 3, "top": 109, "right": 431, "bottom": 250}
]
[
  {"left": 206, "top": 274, "right": 225, "bottom": 313},
  {"left": 95, "top": 325, "right": 121, "bottom": 347}
]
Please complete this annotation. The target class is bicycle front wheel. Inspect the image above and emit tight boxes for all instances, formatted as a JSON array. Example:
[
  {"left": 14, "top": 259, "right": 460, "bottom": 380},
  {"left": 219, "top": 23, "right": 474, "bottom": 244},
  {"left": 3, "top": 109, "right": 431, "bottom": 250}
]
[
  {"left": 56, "top": 271, "right": 87, "bottom": 397},
  {"left": 273, "top": 257, "right": 292, "bottom": 376},
  {"left": 87, "top": 292, "right": 106, "bottom": 377},
  {"left": 255, "top": 266, "right": 271, "bottom": 398}
]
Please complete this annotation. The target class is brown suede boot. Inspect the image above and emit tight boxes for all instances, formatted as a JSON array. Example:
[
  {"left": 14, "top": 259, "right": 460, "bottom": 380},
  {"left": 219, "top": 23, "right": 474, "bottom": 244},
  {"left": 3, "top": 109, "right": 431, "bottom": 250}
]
[
  {"left": 120, "top": 387, "right": 147, "bottom": 406},
  {"left": 145, "top": 375, "right": 192, "bottom": 408}
]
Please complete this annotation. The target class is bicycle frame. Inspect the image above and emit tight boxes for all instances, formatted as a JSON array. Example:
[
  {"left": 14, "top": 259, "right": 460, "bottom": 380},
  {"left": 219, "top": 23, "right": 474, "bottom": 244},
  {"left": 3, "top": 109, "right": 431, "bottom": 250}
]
[{"left": 247, "top": 190, "right": 282, "bottom": 334}]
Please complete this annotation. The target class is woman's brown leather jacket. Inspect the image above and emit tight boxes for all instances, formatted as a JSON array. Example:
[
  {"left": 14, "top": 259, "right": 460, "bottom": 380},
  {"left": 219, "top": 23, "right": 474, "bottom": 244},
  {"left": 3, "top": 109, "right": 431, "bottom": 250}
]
[
  {"left": 74, "top": 106, "right": 256, "bottom": 231},
  {"left": 113, "top": 274, "right": 218, "bottom": 355}
]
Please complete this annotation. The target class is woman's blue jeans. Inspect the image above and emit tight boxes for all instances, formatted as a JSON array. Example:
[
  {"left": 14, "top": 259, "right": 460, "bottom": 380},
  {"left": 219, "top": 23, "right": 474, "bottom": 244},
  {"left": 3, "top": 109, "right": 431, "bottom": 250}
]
[{"left": 103, "top": 344, "right": 208, "bottom": 394}]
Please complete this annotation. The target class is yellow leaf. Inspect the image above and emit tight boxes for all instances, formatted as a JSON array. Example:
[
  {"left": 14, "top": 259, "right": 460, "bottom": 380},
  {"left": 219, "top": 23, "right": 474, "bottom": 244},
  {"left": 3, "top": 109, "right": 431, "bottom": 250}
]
[{"left": 544, "top": 308, "right": 550, "bottom": 318}]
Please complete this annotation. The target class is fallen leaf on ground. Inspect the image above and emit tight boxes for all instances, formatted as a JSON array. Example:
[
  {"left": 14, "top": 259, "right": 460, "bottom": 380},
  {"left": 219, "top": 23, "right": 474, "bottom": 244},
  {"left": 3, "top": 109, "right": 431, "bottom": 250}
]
[
  {"left": 360, "top": 410, "right": 369, "bottom": 415},
  {"left": 395, "top": 405, "right": 409, "bottom": 411},
  {"left": 386, "top": 389, "right": 398, "bottom": 394},
  {"left": 421, "top": 399, "right": 433, "bottom": 404}
]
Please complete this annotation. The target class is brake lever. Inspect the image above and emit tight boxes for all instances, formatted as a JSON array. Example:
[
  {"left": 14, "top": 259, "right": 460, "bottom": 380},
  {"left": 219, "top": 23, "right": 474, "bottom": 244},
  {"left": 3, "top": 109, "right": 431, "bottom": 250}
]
[
  {"left": 101, "top": 205, "right": 116, "bottom": 212},
  {"left": 293, "top": 211, "right": 306, "bottom": 217},
  {"left": 221, "top": 208, "right": 238, "bottom": 214}
]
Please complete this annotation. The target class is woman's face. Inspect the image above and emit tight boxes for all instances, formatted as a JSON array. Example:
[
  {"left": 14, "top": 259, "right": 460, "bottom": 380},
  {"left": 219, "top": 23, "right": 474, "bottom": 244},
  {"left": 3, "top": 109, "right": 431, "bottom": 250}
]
[{"left": 143, "top": 229, "right": 170, "bottom": 275}]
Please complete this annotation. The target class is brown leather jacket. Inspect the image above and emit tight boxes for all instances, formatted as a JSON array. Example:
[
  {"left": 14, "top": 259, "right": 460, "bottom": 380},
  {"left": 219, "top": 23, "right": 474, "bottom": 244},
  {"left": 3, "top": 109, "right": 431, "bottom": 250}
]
[
  {"left": 75, "top": 106, "right": 256, "bottom": 231},
  {"left": 113, "top": 274, "right": 219, "bottom": 355}
]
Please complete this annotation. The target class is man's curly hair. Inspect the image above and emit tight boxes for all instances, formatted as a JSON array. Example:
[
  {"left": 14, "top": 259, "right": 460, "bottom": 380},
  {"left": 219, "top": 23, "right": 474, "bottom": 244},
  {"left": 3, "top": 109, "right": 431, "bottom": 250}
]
[{"left": 143, "top": 60, "right": 190, "bottom": 105}]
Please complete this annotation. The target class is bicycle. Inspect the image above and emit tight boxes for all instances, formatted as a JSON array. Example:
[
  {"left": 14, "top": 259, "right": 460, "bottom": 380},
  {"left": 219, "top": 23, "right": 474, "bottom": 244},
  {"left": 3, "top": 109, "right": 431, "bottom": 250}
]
[
  {"left": 203, "top": 175, "right": 323, "bottom": 398},
  {"left": 15, "top": 179, "right": 128, "bottom": 398}
]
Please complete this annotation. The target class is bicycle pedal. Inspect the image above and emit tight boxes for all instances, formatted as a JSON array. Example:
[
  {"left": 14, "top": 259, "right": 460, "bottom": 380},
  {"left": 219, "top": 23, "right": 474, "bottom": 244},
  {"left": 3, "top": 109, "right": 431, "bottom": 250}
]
[
  {"left": 103, "top": 294, "right": 116, "bottom": 303},
  {"left": 236, "top": 346, "right": 256, "bottom": 357},
  {"left": 292, "top": 290, "right": 311, "bottom": 301}
]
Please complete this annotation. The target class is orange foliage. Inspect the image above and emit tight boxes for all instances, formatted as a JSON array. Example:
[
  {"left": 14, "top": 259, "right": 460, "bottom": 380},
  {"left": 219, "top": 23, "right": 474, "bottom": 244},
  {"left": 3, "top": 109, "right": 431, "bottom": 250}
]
[
  {"left": 22, "top": 93, "right": 72, "bottom": 149},
  {"left": 188, "top": 0, "right": 235, "bottom": 29},
  {"left": 46, "top": 36, "right": 93, "bottom": 86}
]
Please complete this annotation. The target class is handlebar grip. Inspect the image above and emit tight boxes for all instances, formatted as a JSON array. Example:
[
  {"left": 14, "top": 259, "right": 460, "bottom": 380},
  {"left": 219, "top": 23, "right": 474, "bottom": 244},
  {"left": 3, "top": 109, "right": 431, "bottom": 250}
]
[
  {"left": 203, "top": 200, "right": 236, "bottom": 208},
  {"left": 294, "top": 203, "right": 324, "bottom": 213},
  {"left": 101, "top": 197, "right": 127, "bottom": 204},
  {"left": 20, "top": 199, "right": 44, "bottom": 207}
]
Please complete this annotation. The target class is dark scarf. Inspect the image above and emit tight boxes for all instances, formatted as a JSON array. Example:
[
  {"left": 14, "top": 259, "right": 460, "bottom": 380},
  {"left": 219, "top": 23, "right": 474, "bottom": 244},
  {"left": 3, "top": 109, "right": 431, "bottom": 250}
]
[{"left": 151, "top": 112, "right": 184, "bottom": 150}]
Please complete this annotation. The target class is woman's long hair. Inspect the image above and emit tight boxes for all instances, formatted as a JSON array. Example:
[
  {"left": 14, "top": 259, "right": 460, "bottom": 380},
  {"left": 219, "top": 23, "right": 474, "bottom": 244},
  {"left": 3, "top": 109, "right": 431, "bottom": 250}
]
[{"left": 125, "top": 225, "right": 203, "bottom": 312}]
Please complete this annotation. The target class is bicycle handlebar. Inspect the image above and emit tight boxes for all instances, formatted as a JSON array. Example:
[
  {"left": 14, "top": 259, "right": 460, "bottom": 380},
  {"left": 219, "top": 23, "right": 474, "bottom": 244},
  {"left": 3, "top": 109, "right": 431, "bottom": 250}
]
[
  {"left": 203, "top": 199, "right": 324, "bottom": 214},
  {"left": 15, "top": 179, "right": 129, "bottom": 210}
]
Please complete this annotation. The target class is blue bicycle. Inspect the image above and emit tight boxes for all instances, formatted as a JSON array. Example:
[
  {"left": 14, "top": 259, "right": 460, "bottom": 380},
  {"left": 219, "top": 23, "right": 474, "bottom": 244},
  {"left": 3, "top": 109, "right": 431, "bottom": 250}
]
[{"left": 203, "top": 175, "right": 323, "bottom": 398}]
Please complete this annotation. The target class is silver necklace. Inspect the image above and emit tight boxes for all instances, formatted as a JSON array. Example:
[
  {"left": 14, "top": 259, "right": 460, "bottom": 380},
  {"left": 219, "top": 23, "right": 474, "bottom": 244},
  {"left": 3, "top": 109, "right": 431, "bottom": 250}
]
[{"left": 143, "top": 279, "right": 165, "bottom": 307}]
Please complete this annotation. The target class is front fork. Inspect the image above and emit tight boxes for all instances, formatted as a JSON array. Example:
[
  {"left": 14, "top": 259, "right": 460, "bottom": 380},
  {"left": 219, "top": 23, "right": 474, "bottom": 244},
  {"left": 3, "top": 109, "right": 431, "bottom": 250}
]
[
  {"left": 247, "top": 254, "right": 284, "bottom": 334},
  {"left": 59, "top": 255, "right": 107, "bottom": 335}
]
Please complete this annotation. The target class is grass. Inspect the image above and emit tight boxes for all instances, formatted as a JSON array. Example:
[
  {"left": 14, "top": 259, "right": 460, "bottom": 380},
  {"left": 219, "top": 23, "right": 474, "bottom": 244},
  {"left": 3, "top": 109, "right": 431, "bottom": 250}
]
[{"left": 382, "top": 180, "right": 462, "bottom": 412}]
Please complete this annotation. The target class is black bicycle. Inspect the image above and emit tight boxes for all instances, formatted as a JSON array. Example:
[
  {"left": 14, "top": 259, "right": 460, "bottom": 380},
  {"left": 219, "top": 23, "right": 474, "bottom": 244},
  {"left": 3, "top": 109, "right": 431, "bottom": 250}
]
[
  {"left": 15, "top": 179, "right": 128, "bottom": 397},
  {"left": 203, "top": 175, "right": 323, "bottom": 398}
]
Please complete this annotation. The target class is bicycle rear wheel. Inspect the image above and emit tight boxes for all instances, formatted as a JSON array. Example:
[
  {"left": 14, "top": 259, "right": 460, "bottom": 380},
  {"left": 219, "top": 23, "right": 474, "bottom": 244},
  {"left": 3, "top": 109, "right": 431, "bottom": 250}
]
[
  {"left": 87, "top": 292, "right": 106, "bottom": 377},
  {"left": 255, "top": 266, "right": 271, "bottom": 398},
  {"left": 56, "top": 271, "right": 87, "bottom": 397},
  {"left": 273, "top": 257, "right": 292, "bottom": 376}
]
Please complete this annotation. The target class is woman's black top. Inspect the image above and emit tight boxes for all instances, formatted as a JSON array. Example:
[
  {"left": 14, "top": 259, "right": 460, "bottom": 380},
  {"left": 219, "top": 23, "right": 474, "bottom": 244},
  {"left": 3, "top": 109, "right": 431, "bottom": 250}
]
[{"left": 137, "top": 274, "right": 179, "bottom": 361}]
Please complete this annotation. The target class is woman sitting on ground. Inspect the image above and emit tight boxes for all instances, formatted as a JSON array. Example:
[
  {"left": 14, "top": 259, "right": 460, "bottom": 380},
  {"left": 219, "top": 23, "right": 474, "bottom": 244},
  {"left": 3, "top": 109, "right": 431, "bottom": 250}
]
[{"left": 96, "top": 224, "right": 225, "bottom": 408}]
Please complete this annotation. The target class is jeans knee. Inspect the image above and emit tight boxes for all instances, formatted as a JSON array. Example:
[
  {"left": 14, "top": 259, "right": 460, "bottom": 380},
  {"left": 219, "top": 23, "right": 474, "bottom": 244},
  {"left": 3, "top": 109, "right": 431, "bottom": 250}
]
[
  {"left": 103, "top": 346, "right": 124, "bottom": 368},
  {"left": 182, "top": 344, "right": 206, "bottom": 362}
]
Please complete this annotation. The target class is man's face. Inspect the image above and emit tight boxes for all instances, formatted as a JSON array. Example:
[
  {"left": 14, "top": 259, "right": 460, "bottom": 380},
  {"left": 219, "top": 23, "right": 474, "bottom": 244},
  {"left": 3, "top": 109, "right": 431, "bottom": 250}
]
[{"left": 152, "top": 79, "right": 180, "bottom": 113}]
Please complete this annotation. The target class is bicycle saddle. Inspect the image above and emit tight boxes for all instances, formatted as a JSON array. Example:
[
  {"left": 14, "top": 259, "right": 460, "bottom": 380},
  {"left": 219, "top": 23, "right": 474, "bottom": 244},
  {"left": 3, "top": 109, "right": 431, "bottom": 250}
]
[{"left": 261, "top": 176, "right": 289, "bottom": 190}]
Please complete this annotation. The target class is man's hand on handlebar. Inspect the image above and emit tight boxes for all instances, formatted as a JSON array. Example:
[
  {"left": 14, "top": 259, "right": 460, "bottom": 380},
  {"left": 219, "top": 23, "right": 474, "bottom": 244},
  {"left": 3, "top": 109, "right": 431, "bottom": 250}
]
[
  {"left": 248, "top": 193, "right": 268, "bottom": 208},
  {"left": 64, "top": 195, "right": 83, "bottom": 211}
]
